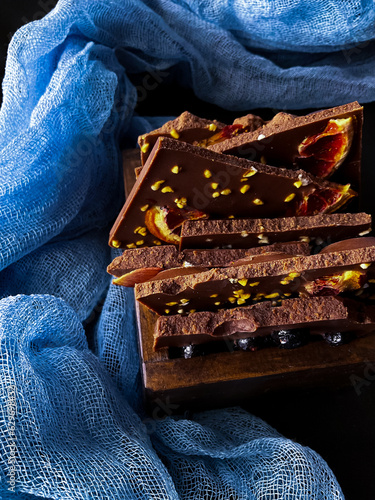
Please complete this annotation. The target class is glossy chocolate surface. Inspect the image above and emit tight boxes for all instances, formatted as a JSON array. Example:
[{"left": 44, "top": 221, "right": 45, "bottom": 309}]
[{"left": 109, "top": 137, "right": 356, "bottom": 248}]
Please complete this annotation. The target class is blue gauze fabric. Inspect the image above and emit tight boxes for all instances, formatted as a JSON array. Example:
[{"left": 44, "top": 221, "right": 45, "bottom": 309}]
[{"left": 1, "top": 0, "right": 375, "bottom": 497}]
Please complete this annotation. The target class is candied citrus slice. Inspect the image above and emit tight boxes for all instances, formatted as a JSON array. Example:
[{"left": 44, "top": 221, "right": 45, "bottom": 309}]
[
  {"left": 196, "top": 124, "right": 243, "bottom": 147},
  {"left": 294, "top": 184, "right": 355, "bottom": 216},
  {"left": 145, "top": 206, "right": 208, "bottom": 244},
  {"left": 297, "top": 117, "right": 354, "bottom": 178},
  {"left": 304, "top": 270, "right": 365, "bottom": 296}
]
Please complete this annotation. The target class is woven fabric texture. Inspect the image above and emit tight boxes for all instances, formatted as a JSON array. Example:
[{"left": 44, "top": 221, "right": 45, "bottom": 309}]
[{"left": 2, "top": 0, "right": 375, "bottom": 497}]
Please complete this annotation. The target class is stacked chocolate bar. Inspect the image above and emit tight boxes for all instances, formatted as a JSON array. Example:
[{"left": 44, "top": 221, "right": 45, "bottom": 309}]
[{"left": 108, "top": 102, "right": 375, "bottom": 358}]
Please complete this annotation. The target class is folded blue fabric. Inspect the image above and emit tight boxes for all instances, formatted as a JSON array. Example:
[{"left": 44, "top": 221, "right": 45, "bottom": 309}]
[{"left": 2, "top": 0, "right": 375, "bottom": 497}]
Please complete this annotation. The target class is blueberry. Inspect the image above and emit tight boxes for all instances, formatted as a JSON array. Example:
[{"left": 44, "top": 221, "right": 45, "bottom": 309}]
[
  {"left": 271, "top": 328, "right": 310, "bottom": 349},
  {"left": 323, "top": 331, "right": 353, "bottom": 346},
  {"left": 234, "top": 337, "right": 259, "bottom": 351}
]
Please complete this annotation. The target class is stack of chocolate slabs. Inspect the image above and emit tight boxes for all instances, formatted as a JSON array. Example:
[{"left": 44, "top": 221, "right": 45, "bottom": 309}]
[{"left": 108, "top": 102, "right": 375, "bottom": 360}]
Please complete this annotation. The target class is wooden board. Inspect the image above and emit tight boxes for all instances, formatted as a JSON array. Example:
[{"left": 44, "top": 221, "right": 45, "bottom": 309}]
[{"left": 122, "top": 148, "right": 375, "bottom": 415}]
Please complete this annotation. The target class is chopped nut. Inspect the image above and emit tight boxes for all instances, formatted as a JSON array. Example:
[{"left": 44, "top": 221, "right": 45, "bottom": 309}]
[
  {"left": 289, "top": 272, "right": 301, "bottom": 278},
  {"left": 164, "top": 309, "right": 170, "bottom": 314},
  {"left": 170, "top": 128, "right": 179, "bottom": 139},
  {"left": 180, "top": 298, "right": 190, "bottom": 304},
  {"left": 253, "top": 198, "right": 264, "bottom": 205},
  {"left": 208, "top": 123, "right": 217, "bottom": 131},
  {"left": 126, "top": 243, "right": 136, "bottom": 249},
  {"left": 141, "top": 143, "right": 149, "bottom": 154},
  {"left": 212, "top": 192, "right": 220, "bottom": 198},
  {"left": 221, "top": 189, "right": 231, "bottom": 195},
  {"left": 136, "top": 240, "right": 144, "bottom": 246},
  {"left": 265, "top": 293, "right": 279, "bottom": 299},
  {"left": 166, "top": 302, "right": 178, "bottom": 306},
  {"left": 238, "top": 279, "right": 248, "bottom": 286},
  {"left": 111, "top": 239, "right": 121, "bottom": 248},
  {"left": 228, "top": 215, "right": 235, "bottom": 219},
  {"left": 228, "top": 297, "right": 236, "bottom": 303},
  {"left": 241, "top": 231, "right": 249, "bottom": 238},
  {"left": 293, "top": 181, "right": 302, "bottom": 189},
  {"left": 161, "top": 186, "right": 174, "bottom": 193},
  {"left": 284, "top": 293, "right": 292, "bottom": 297},
  {"left": 189, "top": 309, "right": 196, "bottom": 313},
  {"left": 210, "top": 294, "right": 218, "bottom": 298},
  {"left": 360, "top": 263, "right": 371, "bottom": 269},
  {"left": 258, "top": 237, "right": 269, "bottom": 245},
  {"left": 242, "top": 167, "right": 257, "bottom": 178},
  {"left": 237, "top": 298, "right": 246, "bottom": 305},
  {"left": 153, "top": 239, "right": 162, "bottom": 245},
  {"left": 240, "top": 184, "right": 250, "bottom": 194},
  {"left": 214, "top": 302, "right": 221, "bottom": 306},
  {"left": 299, "top": 235, "right": 310, "bottom": 243},
  {"left": 280, "top": 280, "right": 290, "bottom": 285},
  {"left": 174, "top": 197, "right": 187, "bottom": 208},
  {"left": 177, "top": 309, "right": 184, "bottom": 314},
  {"left": 249, "top": 282, "right": 260, "bottom": 287},
  {"left": 211, "top": 182, "right": 219, "bottom": 189},
  {"left": 359, "top": 229, "right": 371, "bottom": 236},
  {"left": 284, "top": 193, "right": 296, "bottom": 202},
  {"left": 204, "top": 169, "right": 212, "bottom": 178},
  {"left": 257, "top": 134, "right": 265, "bottom": 140},
  {"left": 171, "top": 165, "right": 181, "bottom": 174},
  {"left": 140, "top": 204, "right": 149, "bottom": 212},
  {"left": 151, "top": 180, "right": 165, "bottom": 191}
]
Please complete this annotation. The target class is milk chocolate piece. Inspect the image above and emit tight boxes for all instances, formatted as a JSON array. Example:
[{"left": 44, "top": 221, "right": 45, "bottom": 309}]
[
  {"left": 208, "top": 102, "right": 363, "bottom": 188},
  {"left": 109, "top": 138, "right": 356, "bottom": 249},
  {"left": 135, "top": 241, "right": 375, "bottom": 315},
  {"left": 107, "top": 241, "right": 310, "bottom": 282},
  {"left": 154, "top": 296, "right": 375, "bottom": 349},
  {"left": 138, "top": 112, "right": 226, "bottom": 164},
  {"left": 180, "top": 212, "right": 371, "bottom": 249}
]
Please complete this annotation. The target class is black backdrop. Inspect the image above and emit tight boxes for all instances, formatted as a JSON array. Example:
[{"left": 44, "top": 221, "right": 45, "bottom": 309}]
[{"left": 1, "top": 3, "right": 375, "bottom": 499}]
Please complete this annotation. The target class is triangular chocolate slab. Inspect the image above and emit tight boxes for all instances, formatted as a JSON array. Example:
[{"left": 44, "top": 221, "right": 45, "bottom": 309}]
[{"left": 109, "top": 137, "right": 356, "bottom": 249}]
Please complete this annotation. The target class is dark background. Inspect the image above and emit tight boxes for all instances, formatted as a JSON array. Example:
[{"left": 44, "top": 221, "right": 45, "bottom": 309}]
[{"left": 1, "top": 2, "right": 375, "bottom": 499}]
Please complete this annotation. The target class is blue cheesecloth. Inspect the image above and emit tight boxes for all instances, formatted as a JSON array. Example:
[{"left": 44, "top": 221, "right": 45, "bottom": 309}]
[{"left": 1, "top": 0, "right": 375, "bottom": 498}]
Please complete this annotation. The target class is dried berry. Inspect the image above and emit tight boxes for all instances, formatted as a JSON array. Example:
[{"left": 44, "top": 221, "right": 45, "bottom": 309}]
[
  {"left": 271, "top": 328, "right": 310, "bottom": 349},
  {"left": 296, "top": 118, "right": 354, "bottom": 178},
  {"left": 323, "top": 331, "right": 354, "bottom": 346},
  {"left": 196, "top": 124, "right": 244, "bottom": 147}
]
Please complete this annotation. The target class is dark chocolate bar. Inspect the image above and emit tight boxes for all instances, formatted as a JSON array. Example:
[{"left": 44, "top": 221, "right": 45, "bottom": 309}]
[
  {"left": 135, "top": 238, "right": 375, "bottom": 315},
  {"left": 107, "top": 241, "right": 310, "bottom": 286},
  {"left": 154, "top": 296, "right": 375, "bottom": 349},
  {"left": 208, "top": 102, "right": 363, "bottom": 188},
  {"left": 109, "top": 137, "right": 356, "bottom": 249},
  {"left": 180, "top": 212, "right": 371, "bottom": 249},
  {"left": 138, "top": 112, "right": 226, "bottom": 165}
]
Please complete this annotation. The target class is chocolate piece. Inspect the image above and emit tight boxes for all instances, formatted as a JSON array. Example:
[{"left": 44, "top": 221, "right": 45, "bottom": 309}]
[
  {"left": 109, "top": 137, "right": 356, "bottom": 249},
  {"left": 135, "top": 243, "right": 375, "bottom": 315},
  {"left": 208, "top": 102, "right": 363, "bottom": 188},
  {"left": 107, "top": 241, "right": 310, "bottom": 280},
  {"left": 180, "top": 212, "right": 371, "bottom": 249},
  {"left": 138, "top": 111, "right": 226, "bottom": 164},
  {"left": 232, "top": 113, "right": 265, "bottom": 131},
  {"left": 154, "top": 296, "right": 375, "bottom": 349}
]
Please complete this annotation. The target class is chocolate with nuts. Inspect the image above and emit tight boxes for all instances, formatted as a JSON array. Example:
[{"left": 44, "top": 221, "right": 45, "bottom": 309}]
[
  {"left": 109, "top": 137, "right": 356, "bottom": 249},
  {"left": 138, "top": 111, "right": 226, "bottom": 165},
  {"left": 208, "top": 101, "right": 363, "bottom": 189},
  {"left": 180, "top": 212, "right": 371, "bottom": 249},
  {"left": 107, "top": 241, "right": 310, "bottom": 286},
  {"left": 154, "top": 296, "right": 375, "bottom": 349},
  {"left": 135, "top": 238, "right": 375, "bottom": 315}
]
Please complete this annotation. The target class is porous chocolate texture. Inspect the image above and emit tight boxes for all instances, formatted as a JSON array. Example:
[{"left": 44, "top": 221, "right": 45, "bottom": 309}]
[
  {"left": 208, "top": 101, "right": 363, "bottom": 189},
  {"left": 180, "top": 212, "right": 372, "bottom": 249},
  {"left": 107, "top": 241, "right": 310, "bottom": 280},
  {"left": 154, "top": 296, "right": 375, "bottom": 349},
  {"left": 109, "top": 137, "right": 356, "bottom": 249},
  {"left": 135, "top": 238, "right": 375, "bottom": 315},
  {"left": 138, "top": 111, "right": 227, "bottom": 165}
]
